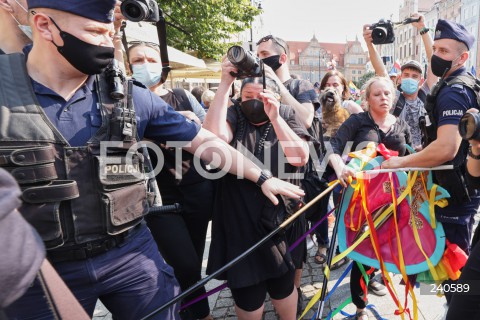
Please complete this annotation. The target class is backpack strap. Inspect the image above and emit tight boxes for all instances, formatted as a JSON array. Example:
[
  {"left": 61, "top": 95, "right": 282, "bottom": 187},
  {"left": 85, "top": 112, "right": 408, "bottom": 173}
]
[
  {"left": 446, "top": 73, "right": 480, "bottom": 106},
  {"left": 392, "top": 94, "right": 406, "bottom": 117},
  {"left": 172, "top": 88, "right": 194, "bottom": 112}
]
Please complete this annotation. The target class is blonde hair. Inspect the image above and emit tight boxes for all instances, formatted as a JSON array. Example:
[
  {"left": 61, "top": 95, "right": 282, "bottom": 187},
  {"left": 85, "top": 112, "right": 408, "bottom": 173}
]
[
  {"left": 362, "top": 76, "right": 396, "bottom": 110},
  {"left": 201, "top": 90, "right": 215, "bottom": 105}
]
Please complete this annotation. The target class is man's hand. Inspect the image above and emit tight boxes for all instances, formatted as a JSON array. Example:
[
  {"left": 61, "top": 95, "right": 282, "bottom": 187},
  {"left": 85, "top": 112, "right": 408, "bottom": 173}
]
[
  {"left": 261, "top": 178, "right": 304, "bottom": 205},
  {"left": 259, "top": 89, "right": 280, "bottom": 122},
  {"left": 263, "top": 64, "right": 282, "bottom": 84},
  {"left": 381, "top": 156, "right": 405, "bottom": 169},
  {"left": 363, "top": 24, "right": 373, "bottom": 44},
  {"left": 411, "top": 13, "right": 426, "bottom": 30}
]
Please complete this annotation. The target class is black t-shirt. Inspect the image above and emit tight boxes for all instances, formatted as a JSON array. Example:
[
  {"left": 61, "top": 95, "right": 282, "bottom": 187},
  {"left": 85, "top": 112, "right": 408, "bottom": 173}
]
[{"left": 330, "top": 112, "right": 411, "bottom": 156}]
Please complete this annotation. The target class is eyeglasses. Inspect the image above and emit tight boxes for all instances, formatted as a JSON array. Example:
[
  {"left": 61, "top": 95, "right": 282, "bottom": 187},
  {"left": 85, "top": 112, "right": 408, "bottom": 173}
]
[{"left": 256, "top": 35, "right": 287, "bottom": 54}]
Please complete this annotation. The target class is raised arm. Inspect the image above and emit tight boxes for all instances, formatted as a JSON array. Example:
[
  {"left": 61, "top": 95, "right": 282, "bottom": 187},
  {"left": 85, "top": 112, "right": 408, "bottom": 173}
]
[
  {"left": 363, "top": 24, "right": 388, "bottom": 77},
  {"left": 202, "top": 57, "right": 236, "bottom": 143},
  {"left": 411, "top": 13, "right": 438, "bottom": 89}
]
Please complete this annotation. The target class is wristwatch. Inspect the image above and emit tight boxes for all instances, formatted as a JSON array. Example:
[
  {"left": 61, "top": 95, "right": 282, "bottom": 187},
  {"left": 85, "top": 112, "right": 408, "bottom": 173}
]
[
  {"left": 419, "top": 27, "right": 430, "bottom": 35},
  {"left": 468, "top": 145, "right": 480, "bottom": 160},
  {"left": 256, "top": 169, "right": 273, "bottom": 187}
]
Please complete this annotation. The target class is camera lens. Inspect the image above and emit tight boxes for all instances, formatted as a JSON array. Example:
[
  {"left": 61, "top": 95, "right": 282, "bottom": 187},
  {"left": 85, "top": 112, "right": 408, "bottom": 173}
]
[
  {"left": 459, "top": 112, "right": 480, "bottom": 140},
  {"left": 227, "top": 46, "right": 256, "bottom": 71},
  {"left": 372, "top": 27, "right": 388, "bottom": 43},
  {"left": 121, "top": 0, "right": 149, "bottom": 22}
]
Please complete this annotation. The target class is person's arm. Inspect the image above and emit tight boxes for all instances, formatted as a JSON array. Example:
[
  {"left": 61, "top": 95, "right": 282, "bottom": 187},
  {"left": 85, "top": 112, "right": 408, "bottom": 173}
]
[
  {"left": 344, "top": 100, "right": 364, "bottom": 114},
  {"left": 202, "top": 57, "right": 236, "bottom": 143},
  {"left": 363, "top": 24, "right": 388, "bottom": 77},
  {"left": 184, "top": 128, "right": 304, "bottom": 204},
  {"left": 263, "top": 66, "right": 314, "bottom": 128},
  {"left": 411, "top": 13, "right": 438, "bottom": 89},
  {"left": 260, "top": 91, "right": 309, "bottom": 167},
  {"left": 185, "top": 90, "right": 206, "bottom": 123},
  {"left": 112, "top": 1, "right": 126, "bottom": 75},
  {"left": 382, "top": 124, "right": 461, "bottom": 168}
]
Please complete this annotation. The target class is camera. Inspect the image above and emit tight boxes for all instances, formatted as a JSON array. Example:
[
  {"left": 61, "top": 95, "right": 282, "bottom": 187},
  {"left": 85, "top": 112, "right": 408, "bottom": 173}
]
[
  {"left": 459, "top": 112, "right": 480, "bottom": 140},
  {"left": 121, "top": 0, "right": 160, "bottom": 22},
  {"left": 227, "top": 46, "right": 263, "bottom": 79},
  {"left": 371, "top": 19, "right": 395, "bottom": 45}
]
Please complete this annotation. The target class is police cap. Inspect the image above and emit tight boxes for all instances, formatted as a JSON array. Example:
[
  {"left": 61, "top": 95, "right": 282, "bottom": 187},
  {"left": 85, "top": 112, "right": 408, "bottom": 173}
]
[
  {"left": 27, "top": 0, "right": 116, "bottom": 23},
  {"left": 434, "top": 19, "right": 475, "bottom": 50}
]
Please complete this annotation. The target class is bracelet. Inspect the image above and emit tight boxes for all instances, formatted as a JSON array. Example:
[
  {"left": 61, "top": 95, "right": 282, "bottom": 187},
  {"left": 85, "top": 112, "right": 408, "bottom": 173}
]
[
  {"left": 468, "top": 145, "right": 480, "bottom": 160},
  {"left": 419, "top": 27, "right": 430, "bottom": 35}
]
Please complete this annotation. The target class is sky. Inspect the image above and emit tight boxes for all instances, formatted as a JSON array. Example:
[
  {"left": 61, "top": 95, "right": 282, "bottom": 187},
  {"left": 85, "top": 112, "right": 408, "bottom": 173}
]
[{"left": 257, "top": 0, "right": 404, "bottom": 45}]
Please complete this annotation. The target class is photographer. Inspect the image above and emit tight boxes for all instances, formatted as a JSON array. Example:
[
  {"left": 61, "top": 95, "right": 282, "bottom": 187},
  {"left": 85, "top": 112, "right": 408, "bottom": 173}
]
[
  {"left": 204, "top": 55, "right": 309, "bottom": 319},
  {"left": 382, "top": 20, "right": 480, "bottom": 305},
  {"left": 363, "top": 13, "right": 437, "bottom": 151},
  {"left": 0, "top": 0, "right": 30, "bottom": 54},
  {"left": 2, "top": 1, "right": 304, "bottom": 319}
]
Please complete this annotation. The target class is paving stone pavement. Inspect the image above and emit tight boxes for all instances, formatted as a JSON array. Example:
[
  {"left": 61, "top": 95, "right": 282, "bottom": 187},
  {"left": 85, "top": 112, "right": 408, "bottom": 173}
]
[{"left": 94, "top": 214, "right": 479, "bottom": 319}]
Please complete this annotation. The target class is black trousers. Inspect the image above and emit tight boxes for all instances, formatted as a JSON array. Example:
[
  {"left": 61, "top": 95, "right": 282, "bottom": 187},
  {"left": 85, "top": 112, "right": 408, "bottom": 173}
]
[
  {"left": 350, "top": 262, "right": 375, "bottom": 309},
  {"left": 146, "top": 180, "right": 214, "bottom": 319}
]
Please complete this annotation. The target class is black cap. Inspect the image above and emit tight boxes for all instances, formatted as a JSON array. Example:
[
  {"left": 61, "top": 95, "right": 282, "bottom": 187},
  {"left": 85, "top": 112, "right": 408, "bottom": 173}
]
[
  {"left": 434, "top": 19, "right": 475, "bottom": 50},
  {"left": 27, "top": 0, "right": 116, "bottom": 23}
]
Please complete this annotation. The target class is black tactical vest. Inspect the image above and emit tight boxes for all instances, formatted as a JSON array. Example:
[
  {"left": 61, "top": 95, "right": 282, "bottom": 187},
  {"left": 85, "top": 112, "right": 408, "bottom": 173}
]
[{"left": 0, "top": 53, "right": 148, "bottom": 249}]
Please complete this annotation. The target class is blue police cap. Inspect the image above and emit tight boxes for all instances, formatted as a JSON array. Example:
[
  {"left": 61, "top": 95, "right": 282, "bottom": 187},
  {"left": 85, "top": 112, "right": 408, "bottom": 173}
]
[
  {"left": 27, "top": 0, "right": 116, "bottom": 23},
  {"left": 434, "top": 19, "right": 475, "bottom": 50}
]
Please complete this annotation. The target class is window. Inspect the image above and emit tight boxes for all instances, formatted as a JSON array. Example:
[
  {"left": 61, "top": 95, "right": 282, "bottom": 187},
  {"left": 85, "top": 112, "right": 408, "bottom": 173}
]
[
  {"left": 358, "top": 70, "right": 362, "bottom": 75},
  {"left": 352, "top": 70, "right": 356, "bottom": 74},
  {"left": 409, "top": 43, "right": 411, "bottom": 57},
  {"left": 358, "top": 58, "right": 364, "bottom": 64},
  {"left": 416, "top": 45, "right": 419, "bottom": 55},
  {"left": 353, "top": 76, "right": 357, "bottom": 81}
]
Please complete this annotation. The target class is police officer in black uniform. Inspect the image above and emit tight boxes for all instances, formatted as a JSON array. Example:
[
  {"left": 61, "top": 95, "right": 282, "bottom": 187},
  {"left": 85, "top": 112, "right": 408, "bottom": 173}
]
[{"left": 1, "top": 1, "right": 304, "bottom": 319}]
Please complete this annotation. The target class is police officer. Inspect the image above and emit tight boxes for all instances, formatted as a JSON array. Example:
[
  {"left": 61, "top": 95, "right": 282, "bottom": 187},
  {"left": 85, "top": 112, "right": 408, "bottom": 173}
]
[
  {"left": 383, "top": 19, "right": 479, "bottom": 295},
  {"left": 1, "top": 1, "right": 304, "bottom": 319}
]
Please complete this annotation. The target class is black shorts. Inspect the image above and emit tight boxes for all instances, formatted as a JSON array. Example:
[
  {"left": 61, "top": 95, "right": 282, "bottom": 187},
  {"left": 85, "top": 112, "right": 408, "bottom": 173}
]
[{"left": 230, "top": 269, "right": 295, "bottom": 311}]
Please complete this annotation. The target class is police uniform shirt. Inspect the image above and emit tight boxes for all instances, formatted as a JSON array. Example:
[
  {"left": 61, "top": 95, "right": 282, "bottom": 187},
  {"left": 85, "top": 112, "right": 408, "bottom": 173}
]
[
  {"left": 23, "top": 45, "right": 200, "bottom": 147},
  {"left": 434, "top": 67, "right": 479, "bottom": 127},
  {"left": 434, "top": 66, "right": 480, "bottom": 225}
]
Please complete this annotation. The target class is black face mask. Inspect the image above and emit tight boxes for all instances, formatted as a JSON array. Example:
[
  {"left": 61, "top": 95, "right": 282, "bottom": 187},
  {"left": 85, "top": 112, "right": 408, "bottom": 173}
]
[
  {"left": 50, "top": 18, "right": 114, "bottom": 75},
  {"left": 431, "top": 54, "right": 454, "bottom": 78},
  {"left": 262, "top": 55, "right": 282, "bottom": 71},
  {"left": 240, "top": 99, "right": 269, "bottom": 124}
]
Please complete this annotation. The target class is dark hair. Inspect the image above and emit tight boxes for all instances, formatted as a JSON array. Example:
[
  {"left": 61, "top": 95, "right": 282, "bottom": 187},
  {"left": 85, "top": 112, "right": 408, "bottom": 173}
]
[
  {"left": 240, "top": 77, "right": 280, "bottom": 97},
  {"left": 191, "top": 86, "right": 206, "bottom": 103},
  {"left": 320, "top": 70, "right": 351, "bottom": 101},
  {"left": 256, "top": 35, "right": 290, "bottom": 57}
]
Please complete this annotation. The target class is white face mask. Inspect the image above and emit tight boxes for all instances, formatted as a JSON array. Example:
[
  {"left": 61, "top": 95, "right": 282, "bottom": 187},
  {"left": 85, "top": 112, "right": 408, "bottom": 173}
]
[
  {"left": 10, "top": 0, "right": 32, "bottom": 40},
  {"left": 131, "top": 63, "right": 162, "bottom": 88}
]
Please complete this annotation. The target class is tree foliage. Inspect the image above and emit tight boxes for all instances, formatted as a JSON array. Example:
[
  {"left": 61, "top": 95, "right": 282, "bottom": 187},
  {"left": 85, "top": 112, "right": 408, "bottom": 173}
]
[
  {"left": 354, "top": 71, "right": 375, "bottom": 89},
  {"left": 157, "top": 0, "right": 261, "bottom": 59}
]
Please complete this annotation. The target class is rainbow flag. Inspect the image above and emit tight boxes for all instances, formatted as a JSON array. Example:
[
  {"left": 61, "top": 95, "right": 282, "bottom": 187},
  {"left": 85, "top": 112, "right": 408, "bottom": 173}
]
[{"left": 349, "top": 81, "right": 358, "bottom": 93}]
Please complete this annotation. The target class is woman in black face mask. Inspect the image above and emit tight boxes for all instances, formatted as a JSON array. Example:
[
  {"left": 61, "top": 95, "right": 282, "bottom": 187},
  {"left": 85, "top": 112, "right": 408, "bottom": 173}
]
[{"left": 203, "top": 58, "right": 310, "bottom": 319}]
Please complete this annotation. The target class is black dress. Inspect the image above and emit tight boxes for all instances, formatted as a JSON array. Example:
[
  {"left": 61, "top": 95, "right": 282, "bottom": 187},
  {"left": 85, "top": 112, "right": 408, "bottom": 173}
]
[{"left": 206, "top": 103, "right": 310, "bottom": 289}]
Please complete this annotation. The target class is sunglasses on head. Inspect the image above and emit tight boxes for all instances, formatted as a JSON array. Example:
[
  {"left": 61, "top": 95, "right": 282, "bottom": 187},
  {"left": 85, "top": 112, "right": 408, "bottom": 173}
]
[
  {"left": 256, "top": 35, "right": 286, "bottom": 54},
  {"left": 127, "top": 41, "right": 160, "bottom": 51}
]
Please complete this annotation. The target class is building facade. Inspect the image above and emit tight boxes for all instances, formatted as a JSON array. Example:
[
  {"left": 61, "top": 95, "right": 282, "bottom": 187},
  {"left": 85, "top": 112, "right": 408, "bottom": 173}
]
[
  {"left": 460, "top": 0, "right": 480, "bottom": 74},
  {"left": 286, "top": 35, "right": 368, "bottom": 85}
]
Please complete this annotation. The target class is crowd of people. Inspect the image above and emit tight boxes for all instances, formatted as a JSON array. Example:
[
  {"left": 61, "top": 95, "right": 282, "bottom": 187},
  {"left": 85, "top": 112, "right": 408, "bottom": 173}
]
[{"left": 1, "top": 1, "right": 480, "bottom": 320}]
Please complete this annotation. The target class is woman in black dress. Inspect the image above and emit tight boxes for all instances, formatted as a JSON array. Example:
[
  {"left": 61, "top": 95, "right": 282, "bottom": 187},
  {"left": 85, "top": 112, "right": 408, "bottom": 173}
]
[
  {"left": 328, "top": 76, "right": 411, "bottom": 320},
  {"left": 203, "top": 57, "right": 310, "bottom": 319}
]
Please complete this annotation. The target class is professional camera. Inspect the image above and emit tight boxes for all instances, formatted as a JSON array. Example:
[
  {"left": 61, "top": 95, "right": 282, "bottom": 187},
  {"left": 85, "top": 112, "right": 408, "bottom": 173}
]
[
  {"left": 121, "top": 0, "right": 160, "bottom": 22},
  {"left": 459, "top": 111, "right": 480, "bottom": 140},
  {"left": 227, "top": 45, "right": 263, "bottom": 79},
  {"left": 370, "top": 19, "right": 395, "bottom": 45}
]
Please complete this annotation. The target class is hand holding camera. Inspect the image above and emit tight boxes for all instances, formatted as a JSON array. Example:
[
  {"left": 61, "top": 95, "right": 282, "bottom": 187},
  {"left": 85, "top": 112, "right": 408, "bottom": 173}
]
[
  {"left": 120, "top": 0, "right": 160, "bottom": 22},
  {"left": 227, "top": 45, "right": 263, "bottom": 79}
]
